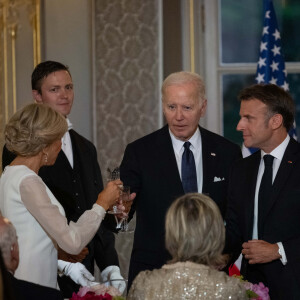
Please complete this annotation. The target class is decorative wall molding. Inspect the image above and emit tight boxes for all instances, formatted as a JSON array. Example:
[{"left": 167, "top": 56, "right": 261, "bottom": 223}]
[
  {"left": 94, "top": 0, "right": 161, "bottom": 178},
  {"left": 0, "top": 0, "right": 40, "bottom": 171},
  {"left": 94, "top": 0, "right": 161, "bottom": 279}
]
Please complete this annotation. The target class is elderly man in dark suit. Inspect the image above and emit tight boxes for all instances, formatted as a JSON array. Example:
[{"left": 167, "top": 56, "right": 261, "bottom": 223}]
[
  {"left": 120, "top": 71, "right": 242, "bottom": 289},
  {"left": 2, "top": 61, "right": 124, "bottom": 297},
  {"left": 0, "top": 215, "right": 64, "bottom": 300},
  {"left": 225, "top": 84, "right": 300, "bottom": 299}
]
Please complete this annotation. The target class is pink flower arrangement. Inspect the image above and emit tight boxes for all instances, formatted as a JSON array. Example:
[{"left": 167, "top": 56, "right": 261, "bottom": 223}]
[
  {"left": 233, "top": 275, "right": 270, "bottom": 300},
  {"left": 244, "top": 281, "right": 270, "bottom": 300},
  {"left": 69, "top": 284, "right": 125, "bottom": 300}
]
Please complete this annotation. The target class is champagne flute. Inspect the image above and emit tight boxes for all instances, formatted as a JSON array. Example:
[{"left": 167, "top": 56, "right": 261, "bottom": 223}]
[
  {"left": 116, "top": 186, "right": 134, "bottom": 233},
  {"left": 107, "top": 167, "right": 123, "bottom": 214}
]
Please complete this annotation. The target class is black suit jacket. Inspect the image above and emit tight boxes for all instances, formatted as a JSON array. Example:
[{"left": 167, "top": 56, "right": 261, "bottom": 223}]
[
  {"left": 2, "top": 129, "right": 119, "bottom": 296},
  {"left": 225, "top": 138, "right": 300, "bottom": 299},
  {"left": 8, "top": 271, "right": 63, "bottom": 300},
  {"left": 120, "top": 125, "right": 242, "bottom": 287}
]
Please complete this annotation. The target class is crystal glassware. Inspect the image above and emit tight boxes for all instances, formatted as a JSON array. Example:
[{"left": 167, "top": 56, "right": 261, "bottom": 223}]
[
  {"left": 107, "top": 167, "right": 123, "bottom": 214},
  {"left": 116, "top": 186, "right": 134, "bottom": 233}
]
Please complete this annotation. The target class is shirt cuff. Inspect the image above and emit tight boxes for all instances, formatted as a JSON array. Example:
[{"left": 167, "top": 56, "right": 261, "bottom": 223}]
[
  {"left": 92, "top": 203, "right": 106, "bottom": 220},
  {"left": 277, "top": 242, "right": 287, "bottom": 265}
]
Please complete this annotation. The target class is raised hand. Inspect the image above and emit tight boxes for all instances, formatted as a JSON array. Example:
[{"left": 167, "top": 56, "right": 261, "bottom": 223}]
[{"left": 96, "top": 179, "right": 123, "bottom": 211}]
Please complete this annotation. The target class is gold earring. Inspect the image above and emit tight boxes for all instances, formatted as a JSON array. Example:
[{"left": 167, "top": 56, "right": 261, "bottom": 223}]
[{"left": 44, "top": 153, "right": 48, "bottom": 165}]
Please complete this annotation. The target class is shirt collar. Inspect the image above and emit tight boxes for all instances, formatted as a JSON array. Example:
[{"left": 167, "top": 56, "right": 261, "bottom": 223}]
[
  {"left": 66, "top": 118, "right": 73, "bottom": 131},
  {"left": 169, "top": 127, "right": 201, "bottom": 152},
  {"left": 261, "top": 134, "right": 290, "bottom": 161}
]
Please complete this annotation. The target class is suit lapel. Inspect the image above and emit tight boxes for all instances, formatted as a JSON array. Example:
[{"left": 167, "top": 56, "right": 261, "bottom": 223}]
[
  {"left": 69, "top": 130, "right": 93, "bottom": 200},
  {"left": 54, "top": 149, "right": 72, "bottom": 171},
  {"left": 54, "top": 130, "right": 76, "bottom": 171},
  {"left": 155, "top": 126, "right": 184, "bottom": 197},
  {"left": 69, "top": 130, "right": 80, "bottom": 169},
  {"left": 265, "top": 139, "right": 300, "bottom": 218},
  {"left": 69, "top": 129, "right": 90, "bottom": 171}
]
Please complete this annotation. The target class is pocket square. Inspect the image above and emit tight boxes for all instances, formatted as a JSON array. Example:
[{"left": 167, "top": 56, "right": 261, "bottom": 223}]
[{"left": 213, "top": 176, "right": 225, "bottom": 182}]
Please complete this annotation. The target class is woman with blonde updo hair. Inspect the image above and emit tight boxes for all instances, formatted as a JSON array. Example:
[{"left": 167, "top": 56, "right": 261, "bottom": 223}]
[
  {"left": 0, "top": 103, "right": 122, "bottom": 290},
  {"left": 5, "top": 102, "right": 68, "bottom": 159},
  {"left": 128, "top": 193, "right": 247, "bottom": 300}
]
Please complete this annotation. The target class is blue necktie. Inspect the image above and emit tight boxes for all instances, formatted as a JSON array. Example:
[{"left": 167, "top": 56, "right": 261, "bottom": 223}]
[
  {"left": 258, "top": 154, "right": 274, "bottom": 239},
  {"left": 181, "top": 142, "right": 198, "bottom": 193}
]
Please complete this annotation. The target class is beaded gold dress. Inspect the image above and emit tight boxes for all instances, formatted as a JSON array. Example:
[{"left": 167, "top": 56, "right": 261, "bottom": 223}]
[{"left": 127, "top": 261, "right": 247, "bottom": 300}]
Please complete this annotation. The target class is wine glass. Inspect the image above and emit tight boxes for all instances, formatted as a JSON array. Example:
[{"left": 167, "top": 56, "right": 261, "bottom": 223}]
[
  {"left": 115, "top": 186, "right": 134, "bottom": 233},
  {"left": 107, "top": 167, "right": 123, "bottom": 214},
  {"left": 107, "top": 167, "right": 120, "bottom": 182}
]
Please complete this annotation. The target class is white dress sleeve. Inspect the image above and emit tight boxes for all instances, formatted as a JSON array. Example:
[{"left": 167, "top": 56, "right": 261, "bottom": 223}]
[{"left": 19, "top": 175, "right": 106, "bottom": 254}]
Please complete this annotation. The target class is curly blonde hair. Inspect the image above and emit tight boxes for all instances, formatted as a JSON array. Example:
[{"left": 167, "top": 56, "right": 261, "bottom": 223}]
[
  {"left": 5, "top": 103, "right": 67, "bottom": 156},
  {"left": 165, "top": 193, "right": 226, "bottom": 267}
]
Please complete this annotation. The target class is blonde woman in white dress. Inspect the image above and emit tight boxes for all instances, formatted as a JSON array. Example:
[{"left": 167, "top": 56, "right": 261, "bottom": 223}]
[{"left": 0, "top": 103, "right": 122, "bottom": 289}]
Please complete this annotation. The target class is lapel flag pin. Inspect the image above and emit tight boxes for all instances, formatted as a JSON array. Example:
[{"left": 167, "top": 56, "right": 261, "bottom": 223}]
[
  {"left": 211, "top": 153, "right": 216, "bottom": 156},
  {"left": 288, "top": 161, "right": 292, "bottom": 164}
]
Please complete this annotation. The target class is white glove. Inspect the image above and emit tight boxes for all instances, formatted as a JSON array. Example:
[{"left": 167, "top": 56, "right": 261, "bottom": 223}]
[
  {"left": 101, "top": 265, "right": 126, "bottom": 294},
  {"left": 57, "top": 260, "right": 96, "bottom": 287}
]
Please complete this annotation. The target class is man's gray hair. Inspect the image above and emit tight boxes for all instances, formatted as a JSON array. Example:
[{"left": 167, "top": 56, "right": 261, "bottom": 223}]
[{"left": 161, "top": 71, "right": 206, "bottom": 103}]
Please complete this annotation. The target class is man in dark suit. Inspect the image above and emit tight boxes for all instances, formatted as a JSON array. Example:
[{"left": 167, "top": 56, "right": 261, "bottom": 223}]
[
  {"left": 0, "top": 215, "right": 64, "bottom": 300},
  {"left": 120, "top": 71, "right": 242, "bottom": 289},
  {"left": 2, "top": 61, "right": 125, "bottom": 297},
  {"left": 225, "top": 84, "right": 300, "bottom": 299}
]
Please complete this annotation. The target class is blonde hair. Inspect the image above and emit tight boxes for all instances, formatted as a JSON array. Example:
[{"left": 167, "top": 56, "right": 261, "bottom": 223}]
[
  {"left": 5, "top": 103, "right": 67, "bottom": 156},
  {"left": 165, "top": 193, "right": 226, "bottom": 267},
  {"left": 161, "top": 71, "right": 206, "bottom": 103}
]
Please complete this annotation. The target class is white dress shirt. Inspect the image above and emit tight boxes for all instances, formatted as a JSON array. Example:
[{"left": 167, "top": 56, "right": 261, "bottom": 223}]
[
  {"left": 61, "top": 118, "right": 74, "bottom": 168},
  {"left": 252, "top": 134, "right": 290, "bottom": 265},
  {"left": 169, "top": 127, "right": 203, "bottom": 193}
]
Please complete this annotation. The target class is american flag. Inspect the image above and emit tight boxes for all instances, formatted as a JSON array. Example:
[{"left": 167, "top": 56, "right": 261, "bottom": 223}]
[
  {"left": 255, "top": 0, "right": 287, "bottom": 89},
  {"left": 242, "top": 0, "right": 297, "bottom": 158}
]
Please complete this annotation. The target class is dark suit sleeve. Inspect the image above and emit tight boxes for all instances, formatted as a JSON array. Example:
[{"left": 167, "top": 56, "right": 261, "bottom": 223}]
[
  {"left": 224, "top": 163, "right": 243, "bottom": 265},
  {"left": 89, "top": 143, "right": 118, "bottom": 232},
  {"left": 220, "top": 143, "right": 242, "bottom": 218},
  {"left": 88, "top": 142, "right": 120, "bottom": 270},
  {"left": 234, "top": 145, "right": 243, "bottom": 160},
  {"left": 283, "top": 238, "right": 300, "bottom": 263},
  {"left": 94, "top": 225, "right": 119, "bottom": 270},
  {"left": 120, "top": 142, "right": 142, "bottom": 220},
  {"left": 91, "top": 143, "right": 104, "bottom": 192},
  {"left": 2, "top": 145, "right": 16, "bottom": 171}
]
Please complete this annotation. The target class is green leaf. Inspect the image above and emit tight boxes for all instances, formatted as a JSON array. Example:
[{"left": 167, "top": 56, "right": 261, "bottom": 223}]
[{"left": 245, "top": 289, "right": 259, "bottom": 299}]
